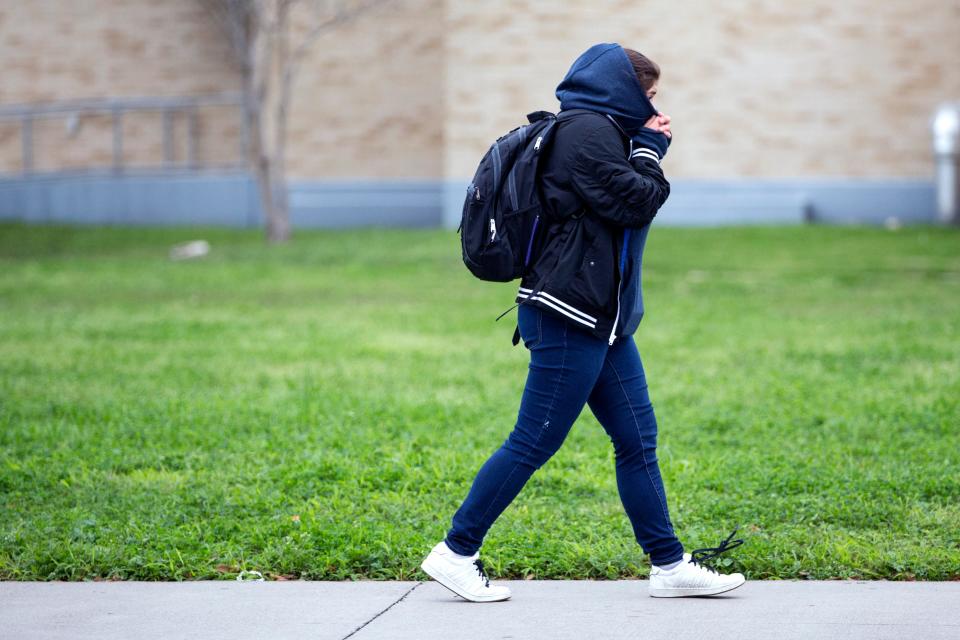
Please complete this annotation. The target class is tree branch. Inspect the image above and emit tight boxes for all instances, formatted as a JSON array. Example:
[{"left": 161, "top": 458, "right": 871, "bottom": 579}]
[{"left": 286, "top": 0, "right": 393, "bottom": 82}]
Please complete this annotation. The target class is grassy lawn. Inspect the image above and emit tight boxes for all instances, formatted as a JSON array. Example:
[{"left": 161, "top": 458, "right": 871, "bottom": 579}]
[{"left": 0, "top": 221, "right": 958, "bottom": 582}]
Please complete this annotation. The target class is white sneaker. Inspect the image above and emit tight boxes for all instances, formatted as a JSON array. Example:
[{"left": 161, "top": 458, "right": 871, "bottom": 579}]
[
  {"left": 649, "top": 552, "right": 746, "bottom": 597},
  {"left": 420, "top": 540, "right": 512, "bottom": 602}
]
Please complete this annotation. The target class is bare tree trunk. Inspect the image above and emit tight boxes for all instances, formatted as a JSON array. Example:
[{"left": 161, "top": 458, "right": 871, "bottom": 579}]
[
  {"left": 203, "top": 0, "right": 393, "bottom": 244},
  {"left": 246, "top": 52, "right": 285, "bottom": 243},
  {"left": 264, "top": 167, "right": 290, "bottom": 242},
  {"left": 269, "top": 0, "right": 293, "bottom": 243}
]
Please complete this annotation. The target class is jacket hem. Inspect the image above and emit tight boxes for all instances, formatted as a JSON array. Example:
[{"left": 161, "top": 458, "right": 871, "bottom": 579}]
[{"left": 515, "top": 286, "right": 617, "bottom": 343}]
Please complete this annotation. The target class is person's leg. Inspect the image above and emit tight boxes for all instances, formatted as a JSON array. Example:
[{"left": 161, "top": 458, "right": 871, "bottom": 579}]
[
  {"left": 586, "top": 334, "right": 685, "bottom": 566},
  {"left": 444, "top": 304, "right": 608, "bottom": 557}
]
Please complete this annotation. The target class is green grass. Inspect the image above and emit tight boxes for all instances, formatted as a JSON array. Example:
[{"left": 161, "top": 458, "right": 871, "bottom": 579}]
[{"left": 1, "top": 221, "right": 958, "bottom": 582}]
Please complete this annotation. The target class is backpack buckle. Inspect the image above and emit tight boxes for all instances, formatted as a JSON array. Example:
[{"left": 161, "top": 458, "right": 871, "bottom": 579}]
[{"left": 526, "top": 110, "right": 555, "bottom": 123}]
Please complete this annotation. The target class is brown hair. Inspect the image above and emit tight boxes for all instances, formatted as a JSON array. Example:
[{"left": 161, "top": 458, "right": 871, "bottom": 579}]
[{"left": 623, "top": 48, "right": 660, "bottom": 91}]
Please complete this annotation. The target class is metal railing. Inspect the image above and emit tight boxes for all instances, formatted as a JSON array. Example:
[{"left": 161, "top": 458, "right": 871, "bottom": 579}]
[{"left": 0, "top": 93, "right": 247, "bottom": 176}]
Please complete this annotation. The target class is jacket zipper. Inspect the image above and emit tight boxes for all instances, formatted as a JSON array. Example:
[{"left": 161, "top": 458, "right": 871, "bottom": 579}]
[
  {"left": 608, "top": 274, "right": 621, "bottom": 345},
  {"left": 608, "top": 231, "right": 622, "bottom": 345},
  {"left": 607, "top": 138, "right": 634, "bottom": 346}
]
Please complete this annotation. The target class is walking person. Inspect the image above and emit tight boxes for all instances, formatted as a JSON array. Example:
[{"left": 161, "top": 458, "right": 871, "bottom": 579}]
[{"left": 420, "top": 43, "right": 746, "bottom": 601}]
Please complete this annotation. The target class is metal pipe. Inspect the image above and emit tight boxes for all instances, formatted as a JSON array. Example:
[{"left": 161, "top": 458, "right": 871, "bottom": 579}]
[
  {"left": 187, "top": 109, "right": 199, "bottom": 170},
  {"left": 163, "top": 109, "right": 174, "bottom": 168},
  {"left": 0, "top": 94, "right": 246, "bottom": 177},
  {"left": 21, "top": 115, "right": 33, "bottom": 175},
  {"left": 112, "top": 107, "right": 123, "bottom": 175},
  {"left": 932, "top": 102, "right": 960, "bottom": 225},
  {"left": 0, "top": 93, "right": 243, "bottom": 120}
]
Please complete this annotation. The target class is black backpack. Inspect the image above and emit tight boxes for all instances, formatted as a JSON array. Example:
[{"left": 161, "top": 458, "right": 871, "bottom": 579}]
[{"left": 457, "top": 110, "right": 559, "bottom": 283}]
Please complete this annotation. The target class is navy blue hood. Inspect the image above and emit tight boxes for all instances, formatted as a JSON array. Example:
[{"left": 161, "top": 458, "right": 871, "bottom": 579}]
[{"left": 556, "top": 43, "right": 658, "bottom": 137}]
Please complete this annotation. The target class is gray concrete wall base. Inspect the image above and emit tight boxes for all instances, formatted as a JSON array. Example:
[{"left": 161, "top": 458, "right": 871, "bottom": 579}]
[
  {"left": 441, "top": 178, "right": 938, "bottom": 227},
  {"left": 0, "top": 173, "right": 939, "bottom": 229}
]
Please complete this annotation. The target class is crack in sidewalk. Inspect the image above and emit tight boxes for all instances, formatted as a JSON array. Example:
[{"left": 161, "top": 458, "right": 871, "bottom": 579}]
[{"left": 340, "top": 581, "right": 423, "bottom": 639}]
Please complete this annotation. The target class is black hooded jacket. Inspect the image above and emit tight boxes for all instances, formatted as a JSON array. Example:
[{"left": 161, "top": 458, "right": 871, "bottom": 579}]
[{"left": 512, "top": 44, "right": 671, "bottom": 346}]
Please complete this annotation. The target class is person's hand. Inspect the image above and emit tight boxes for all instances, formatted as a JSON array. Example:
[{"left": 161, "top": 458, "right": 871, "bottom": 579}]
[{"left": 643, "top": 112, "right": 671, "bottom": 139}]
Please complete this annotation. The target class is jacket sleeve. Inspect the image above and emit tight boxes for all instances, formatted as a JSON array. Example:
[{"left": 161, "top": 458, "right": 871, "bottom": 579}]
[{"left": 568, "top": 124, "right": 671, "bottom": 228}]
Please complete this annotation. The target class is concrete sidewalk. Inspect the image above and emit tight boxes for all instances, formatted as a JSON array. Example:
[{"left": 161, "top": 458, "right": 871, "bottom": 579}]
[{"left": 2, "top": 579, "right": 959, "bottom": 640}]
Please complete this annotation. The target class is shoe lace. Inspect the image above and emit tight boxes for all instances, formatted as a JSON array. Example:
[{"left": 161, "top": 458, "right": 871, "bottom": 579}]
[
  {"left": 473, "top": 558, "right": 490, "bottom": 587},
  {"left": 688, "top": 525, "right": 745, "bottom": 574}
]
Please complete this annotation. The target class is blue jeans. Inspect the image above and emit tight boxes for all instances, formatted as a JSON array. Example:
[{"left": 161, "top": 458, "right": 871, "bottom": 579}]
[{"left": 444, "top": 303, "right": 685, "bottom": 566}]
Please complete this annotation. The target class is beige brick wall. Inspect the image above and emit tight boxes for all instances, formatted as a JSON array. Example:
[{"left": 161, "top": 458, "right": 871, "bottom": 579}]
[
  {"left": 0, "top": 0, "right": 442, "bottom": 178},
  {"left": 0, "top": 0, "right": 238, "bottom": 104},
  {"left": 0, "top": 0, "right": 243, "bottom": 172},
  {"left": 285, "top": 0, "right": 444, "bottom": 179},
  {"left": 0, "top": 0, "right": 957, "bottom": 180},
  {"left": 442, "top": 0, "right": 960, "bottom": 179}
]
